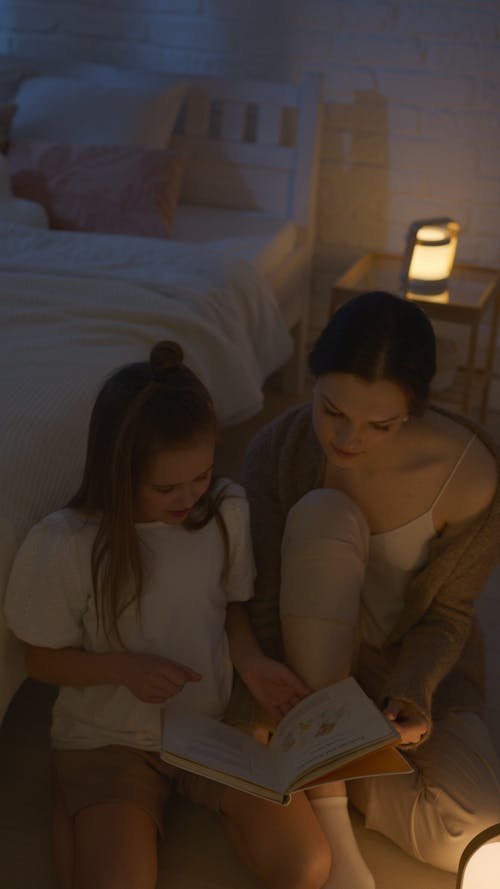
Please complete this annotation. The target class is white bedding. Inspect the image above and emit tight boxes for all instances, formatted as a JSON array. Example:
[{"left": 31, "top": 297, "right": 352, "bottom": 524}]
[
  {"left": 0, "top": 219, "right": 292, "bottom": 520},
  {"left": 171, "top": 205, "right": 299, "bottom": 279},
  {"left": 0, "top": 220, "right": 292, "bottom": 718}
]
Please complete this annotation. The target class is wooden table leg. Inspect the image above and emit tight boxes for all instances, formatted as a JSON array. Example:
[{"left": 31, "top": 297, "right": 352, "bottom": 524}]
[
  {"left": 480, "top": 289, "right": 500, "bottom": 422},
  {"left": 463, "top": 319, "right": 479, "bottom": 416}
]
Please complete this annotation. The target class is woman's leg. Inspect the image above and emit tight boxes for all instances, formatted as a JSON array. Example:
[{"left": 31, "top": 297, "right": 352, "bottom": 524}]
[
  {"left": 348, "top": 710, "right": 500, "bottom": 873},
  {"left": 280, "top": 488, "right": 370, "bottom": 688},
  {"left": 221, "top": 786, "right": 331, "bottom": 889},
  {"left": 280, "top": 489, "right": 374, "bottom": 889},
  {"left": 73, "top": 802, "right": 158, "bottom": 889}
]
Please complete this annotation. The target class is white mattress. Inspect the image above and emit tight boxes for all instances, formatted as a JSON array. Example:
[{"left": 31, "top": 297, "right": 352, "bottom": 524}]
[{"left": 171, "top": 205, "right": 299, "bottom": 278}]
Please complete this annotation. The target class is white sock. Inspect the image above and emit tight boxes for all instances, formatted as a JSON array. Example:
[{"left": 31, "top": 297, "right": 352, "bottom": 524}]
[{"left": 310, "top": 796, "right": 375, "bottom": 889}]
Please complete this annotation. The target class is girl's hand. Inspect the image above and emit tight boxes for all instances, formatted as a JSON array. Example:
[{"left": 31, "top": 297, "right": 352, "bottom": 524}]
[
  {"left": 119, "top": 652, "right": 202, "bottom": 704},
  {"left": 239, "top": 654, "right": 311, "bottom": 723},
  {"left": 383, "top": 698, "right": 429, "bottom": 745}
]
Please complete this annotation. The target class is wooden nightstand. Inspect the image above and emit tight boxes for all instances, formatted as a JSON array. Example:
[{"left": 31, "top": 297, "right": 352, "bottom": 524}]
[{"left": 330, "top": 252, "right": 500, "bottom": 421}]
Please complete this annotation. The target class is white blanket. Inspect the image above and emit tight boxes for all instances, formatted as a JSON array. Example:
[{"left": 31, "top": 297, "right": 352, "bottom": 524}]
[{"left": 0, "top": 221, "right": 292, "bottom": 719}]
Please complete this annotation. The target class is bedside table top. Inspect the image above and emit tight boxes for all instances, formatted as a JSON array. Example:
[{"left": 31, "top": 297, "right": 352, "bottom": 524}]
[{"left": 334, "top": 252, "right": 500, "bottom": 318}]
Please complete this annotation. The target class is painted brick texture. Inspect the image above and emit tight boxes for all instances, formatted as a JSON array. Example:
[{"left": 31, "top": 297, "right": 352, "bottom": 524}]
[{"left": 1, "top": 0, "right": 499, "bottom": 338}]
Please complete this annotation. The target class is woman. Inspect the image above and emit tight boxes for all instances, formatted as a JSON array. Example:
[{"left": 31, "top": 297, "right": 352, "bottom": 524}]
[{"left": 239, "top": 290, "right": 500, "bottom": 885}]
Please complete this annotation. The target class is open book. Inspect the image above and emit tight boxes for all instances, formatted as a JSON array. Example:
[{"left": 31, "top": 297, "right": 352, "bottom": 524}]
[{"left": 161, "top": 676, "right": 412, "bottom": 805}]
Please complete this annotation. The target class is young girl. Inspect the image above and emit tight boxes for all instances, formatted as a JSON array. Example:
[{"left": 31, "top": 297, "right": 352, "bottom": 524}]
[{"left": 4, "top": 341, "right": 330, "bottom": 889}]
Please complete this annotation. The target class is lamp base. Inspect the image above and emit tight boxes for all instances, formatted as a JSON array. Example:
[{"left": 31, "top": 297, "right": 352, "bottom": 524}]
[
  {"left": 407, "top": 289, "right": 449, "bottom": 304},
  {"left": 406, "top": 277, "right": 450, "bottom": 297}
]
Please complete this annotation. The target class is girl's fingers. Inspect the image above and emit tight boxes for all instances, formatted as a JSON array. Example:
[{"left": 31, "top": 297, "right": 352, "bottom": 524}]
[
  {"left": 161, "top": 663, "right": 202, "bottom": 685},
  {"left": 291, "top": 677, "right": 311, "bottom": 697},
  {"left": 185, "top": 667, "right": 202, "bottom": 681}
]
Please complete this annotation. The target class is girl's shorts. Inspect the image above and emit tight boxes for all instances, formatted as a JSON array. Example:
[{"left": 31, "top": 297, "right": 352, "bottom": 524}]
[{"left": 52, "top": 744, "right": 224, "bottom": 835}]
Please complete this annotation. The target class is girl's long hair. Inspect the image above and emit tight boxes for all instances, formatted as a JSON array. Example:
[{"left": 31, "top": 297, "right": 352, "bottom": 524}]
[{"left": 68, "top": 341, "right": 227, "bottom": 646}]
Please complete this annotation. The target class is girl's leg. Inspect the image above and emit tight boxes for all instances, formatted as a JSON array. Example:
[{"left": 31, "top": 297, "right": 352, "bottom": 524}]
[
  {"left": 221, "top": 787, "right": 331, "bottom": 889},
  {"left": 51, "top": 746, "right": 168, "bottom": 889},
  {"left": 73, "top": 801, "right": 158, "bottom": 889},
  {"left": 348, "top": 710, "right": 500, "bottom": 872},
  {"left": 280, "top": 489, "right": 374, "bottom": 889}
]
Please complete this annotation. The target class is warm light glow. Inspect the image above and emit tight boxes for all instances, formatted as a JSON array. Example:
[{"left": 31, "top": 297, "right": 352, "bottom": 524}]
[
  {"left": 416, "top": 225, "right": 449, "bottom": 241},
  {"left": 460, "top": 841, "right": 500, "bottom": 888},
  {"left": 401, "top": 217, "right": 460, "bottom": 298},
  {"left": 408, "top": 240, "right": 456, "bottom": 282},
  {"left": 456, "top": 824, "right": 500, "bottom": 889}
]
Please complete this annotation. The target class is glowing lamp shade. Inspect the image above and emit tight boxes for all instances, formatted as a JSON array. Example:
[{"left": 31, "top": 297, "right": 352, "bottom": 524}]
[
  {"left": 456, "top": 823, "right": 500, "bottom": 889},
  {"left": 401, "top": 217, "right": 460, "bottom": 300}
]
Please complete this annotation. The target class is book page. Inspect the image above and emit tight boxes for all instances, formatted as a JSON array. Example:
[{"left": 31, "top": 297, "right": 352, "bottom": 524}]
[
  {"left": 162, "top": 707, "right": 285, "bottom": 793},
  {"left": 269, "top": 677, "right": 399, "bottom": 788}
]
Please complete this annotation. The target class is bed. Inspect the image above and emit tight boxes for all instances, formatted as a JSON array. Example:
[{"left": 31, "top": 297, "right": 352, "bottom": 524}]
[{"left": 0, "top": 56, "right": 323, "bottom": 722}]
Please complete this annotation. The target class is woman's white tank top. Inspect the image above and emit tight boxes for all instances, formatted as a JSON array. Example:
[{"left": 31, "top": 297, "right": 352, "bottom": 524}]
[{"left": 361, "top": 435, "right": 476, "bottom": 646}]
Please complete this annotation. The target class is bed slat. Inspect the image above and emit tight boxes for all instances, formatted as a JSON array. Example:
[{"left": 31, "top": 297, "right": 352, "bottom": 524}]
[
  {"left": 183, "top": 92, "right": 211, "bottom": 138},
  {"left": 220, "top": 100, "right": 247, "bottom": 142},
  {"left": 173, "top": 72, "right": 322, "bottom": 226},
  {"left": 256, "top": 104, "right": 282, "bottom": 147}
]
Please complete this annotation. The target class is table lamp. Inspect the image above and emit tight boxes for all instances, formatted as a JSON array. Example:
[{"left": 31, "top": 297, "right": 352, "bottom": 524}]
[
  {"left": 456, "top": 823, "right": 500, "bottom": 889},
  {"left": 400, "top": 217, "right": 460, "bottom": 302}
]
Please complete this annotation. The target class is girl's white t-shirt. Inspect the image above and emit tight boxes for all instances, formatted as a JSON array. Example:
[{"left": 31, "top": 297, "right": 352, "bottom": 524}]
[{"left": 4, "top": 480, "right": 255, "bottom": 751}]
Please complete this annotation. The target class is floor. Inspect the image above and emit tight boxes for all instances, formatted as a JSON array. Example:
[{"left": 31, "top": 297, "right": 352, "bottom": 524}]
[{"left": 1, "top": 383, "right": 499, "bottom": 889}]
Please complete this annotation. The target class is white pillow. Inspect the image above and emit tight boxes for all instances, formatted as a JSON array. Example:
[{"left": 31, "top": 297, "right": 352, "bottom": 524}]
[
  {"left": 0, "top": 196, "right": 49, "bottom": 228},
  {"left": 62, "top": 60, "right": 185, "bottom": 90},
  {"left": 11, "top": 75, "right": 188, "bottom": 148},
  {"left": 0, "top": 55, "right": 33, "bottom": 102}
]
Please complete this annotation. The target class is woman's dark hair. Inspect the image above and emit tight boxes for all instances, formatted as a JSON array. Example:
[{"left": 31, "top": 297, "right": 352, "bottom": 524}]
[
  {"left": 308, "top": 291, "right": 436, "bottom": 414},
  {"left": 68, "top": 341, "right": 227, "bottom": 645}
]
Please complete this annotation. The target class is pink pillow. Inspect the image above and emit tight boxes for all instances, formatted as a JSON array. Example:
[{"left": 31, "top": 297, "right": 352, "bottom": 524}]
[{"left": 8, "top": 139, "right": 185, "bottom": 238}]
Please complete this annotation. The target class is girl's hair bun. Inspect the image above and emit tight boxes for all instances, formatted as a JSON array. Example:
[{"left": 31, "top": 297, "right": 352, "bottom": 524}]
[{"left": 150, "top": 341, "right": 184, "bottom": 382}]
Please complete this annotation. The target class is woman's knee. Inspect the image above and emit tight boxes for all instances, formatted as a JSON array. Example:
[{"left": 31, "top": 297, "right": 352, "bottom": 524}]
[
  {"left": 400, "top": 766, "right": 500, "bottom": 872},
  {"left": 284, "top": 488, "right": 369, "bottom": 548},
  {"left": 417, "top": 798, "right": 500, "bottom": 873},
  {"left": 415, "top": 716, "right": 500, "bottom": 871}
]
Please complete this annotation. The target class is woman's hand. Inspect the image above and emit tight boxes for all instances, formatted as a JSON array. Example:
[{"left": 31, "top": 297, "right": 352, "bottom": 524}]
[
  {"left": 383, "top": 698, "right": 429, "bottom": 745},
  {"left": 119, "top": 652, "right": 202, "bottom": 704},
  {"left": 239, "top": 654, "right": 311, "bottom": 723}
]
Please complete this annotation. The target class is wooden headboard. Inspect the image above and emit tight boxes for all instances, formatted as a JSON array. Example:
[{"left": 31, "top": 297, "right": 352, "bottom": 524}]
[
  {"left": 171, "top": 72, "right": 323, "bottom": 229},
  {"left": 1, "top": 55, "right": 322, "bottom": 229},
  {"left": 170, "top": 71, "right": 324, "bottom": 395}
]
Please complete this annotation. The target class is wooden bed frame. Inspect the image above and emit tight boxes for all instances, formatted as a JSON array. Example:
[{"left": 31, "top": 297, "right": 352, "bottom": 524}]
[
  {"left": 171, "top": 72, "right": 323, "bottom": 392},
  {"left": 2, "top": 55, "right": 323, "bottom": 390}
]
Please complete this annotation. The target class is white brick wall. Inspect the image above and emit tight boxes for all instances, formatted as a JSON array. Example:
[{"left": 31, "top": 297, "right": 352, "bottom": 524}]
[{"left": 1, "top": 0, "right": 500, "bottom": 344}]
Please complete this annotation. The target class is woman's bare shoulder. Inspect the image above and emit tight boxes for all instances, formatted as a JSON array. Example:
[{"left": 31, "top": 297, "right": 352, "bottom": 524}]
[{"left": 425, "top": 409, "right": 498, "bottom": 523}]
